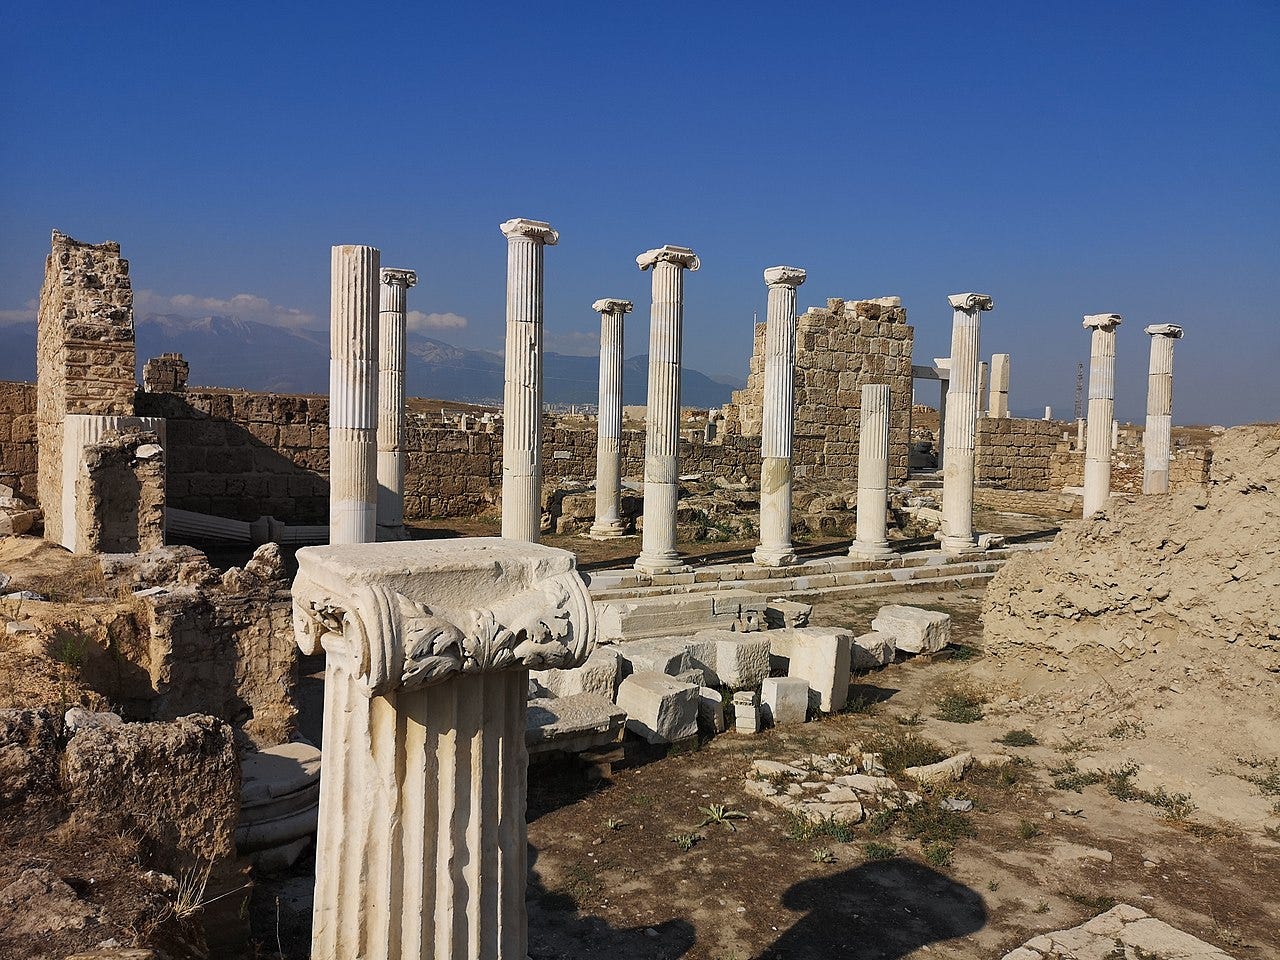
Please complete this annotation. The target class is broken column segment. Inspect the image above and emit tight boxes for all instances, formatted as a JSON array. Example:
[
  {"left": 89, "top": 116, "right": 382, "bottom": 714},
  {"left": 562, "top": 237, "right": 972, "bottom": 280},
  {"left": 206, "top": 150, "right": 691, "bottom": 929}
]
[
  {"left": 589, "top": 298, "right": 633, "bottom": 539},
  {"left": 1083, "top": 313, "right": 1123, "bottom": 517},
  {"left": 377, "top": 267, "right": 417, "bottom": 538},
  {"left": 1143, "top": 323, "right": 1184, "bottom": 495},
  {"left": 635, "top": 244, "right": 700, "bottom": 574},
  {"left": 849, "top": 383, "right": 894, "bottom": 558},
  {"left": 292, "top": 538, "right": 596, "bottom": 960},
  {"left": 940, "top": 293, "right": 994, "bottom": 554},
  {"left": 989, "top": 353, "right": 1010, "bottom": 418},
  {"left": 500, "top": 219, "right": 558, "bottom": 542},
  {"left": 753, "top": 265, "right": 807, "bottom": 567}
]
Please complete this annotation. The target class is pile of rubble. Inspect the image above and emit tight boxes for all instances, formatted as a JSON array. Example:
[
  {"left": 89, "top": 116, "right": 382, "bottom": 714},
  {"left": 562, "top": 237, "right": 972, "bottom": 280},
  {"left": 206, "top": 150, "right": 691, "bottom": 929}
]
[{"left": 0, "top": 479, "right": 40, "bottom": 538}]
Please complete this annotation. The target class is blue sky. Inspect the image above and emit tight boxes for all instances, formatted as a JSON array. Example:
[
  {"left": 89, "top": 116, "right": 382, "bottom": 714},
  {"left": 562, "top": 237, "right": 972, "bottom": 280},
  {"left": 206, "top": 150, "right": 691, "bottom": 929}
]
[{"left": 2, "top": 1, "right": 1277, "bottom": 423}]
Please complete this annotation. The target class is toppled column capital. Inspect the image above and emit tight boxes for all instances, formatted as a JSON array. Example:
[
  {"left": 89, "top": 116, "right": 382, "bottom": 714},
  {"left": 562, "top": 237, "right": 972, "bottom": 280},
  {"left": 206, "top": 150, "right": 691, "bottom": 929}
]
[
  {"left": 379, "top": 267, "right": 418, "bottom": 287},
  {"left": 1083, "top": 313, "right": 1123, "bottom": 330},
  {"left": 637, "top": 244, "right": 700, "bottom": 271},
  {"left": 763, "top": 265, "right": 807, "bottom": 288},
  {"left": 292, "top": 540, "right": 596, "bottom": 697},
  {"left": 1144, "top": 323, "right": 1184, "bottom": 339},
  {"left": 947, "top": 293, "right": 994, "bottom": 312},
  {"left": 592, "top": 298, "right": 634, "bottom": 314},
  {"left": 500, "top": 218, "right": 559, "bottom": 244}
]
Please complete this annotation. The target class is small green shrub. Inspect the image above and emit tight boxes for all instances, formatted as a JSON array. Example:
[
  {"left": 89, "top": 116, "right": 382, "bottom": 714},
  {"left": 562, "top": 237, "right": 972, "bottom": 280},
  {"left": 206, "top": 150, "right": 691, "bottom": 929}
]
[
  {"left": 998, "top": 729, "right": 1039, "bottom": 747},
  {"left": 864, "top": 841, "right": 897, "bottom": 861},
  {"left": 922, "top": 841, "right": 954, "bottom": 868}
]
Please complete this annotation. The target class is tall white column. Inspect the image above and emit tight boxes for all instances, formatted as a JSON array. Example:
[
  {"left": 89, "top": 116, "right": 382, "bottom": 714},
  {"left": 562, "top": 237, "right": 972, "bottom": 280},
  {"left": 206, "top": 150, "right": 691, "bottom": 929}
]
[
  {"left": 977, "top": 361, "right": 990, "bottom": 418},
  {"left": 940, "top": 293, "right": 994, "bottom": 554},
  {"left": 989, "top": 353, "right": 1010, "bottom": 418},
  {"left": 589, "top": 298, "right": 633, "bottom": 538},
  {"left": 330, "top": 244, "right": 380, "bottom": 545},
  {"left": 1083, "top": 313, "right": 1123, "bottom": 517},
  {"left": 293, "top": 538, "right": 596, "bottom": 960},
  {"left": 377, "top": 268, "right": 417, "bottom": 539},
  {"left": 850, "top": 383, "right": 894, "bottom": 558},
  {"left": 1142, "top": 324, "right": 1183, "bottom": 494},
  {"left": 1076, "top": 418, "right": 1086, "bottom": 450},
  {"left": 500, "top": 219, "right": 558, "bottom": 542},
  {"left": 634, "top": 245, "right": 700, "bottom": 575},
  {"left": 752, "top": 266, "right": 806, "bottom": 567}
]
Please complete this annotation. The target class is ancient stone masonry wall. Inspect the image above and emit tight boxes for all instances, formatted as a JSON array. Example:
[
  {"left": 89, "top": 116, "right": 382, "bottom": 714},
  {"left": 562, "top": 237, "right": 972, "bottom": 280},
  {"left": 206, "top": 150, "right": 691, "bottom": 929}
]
[
  {"left": 724, "top": 297, "right": 914, "bottom": 483},
  {"left": 1169, "top": 446, "right": 1212, "bottom": 489},
  {"left": 74, "top": 429, "right": 165, "bottom": 553},
  {"left": 141, "top": 352, "right": 189, "bottom": 392},
  {"left": 974, "top": 416, "right": 1058, "bottom": 491},
  {"left": 1050, "top": 439, "right": 1210, "bottom": 494},
  {"left": 0, "top": 381, "right": 37, "bottom": 498}
]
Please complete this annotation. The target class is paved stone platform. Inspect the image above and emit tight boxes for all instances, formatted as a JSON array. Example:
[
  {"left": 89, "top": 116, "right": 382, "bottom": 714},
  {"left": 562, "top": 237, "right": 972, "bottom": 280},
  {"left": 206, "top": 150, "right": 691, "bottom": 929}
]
[{"left": 1003, "top": 903, "right": 1237, "bottom": 959}]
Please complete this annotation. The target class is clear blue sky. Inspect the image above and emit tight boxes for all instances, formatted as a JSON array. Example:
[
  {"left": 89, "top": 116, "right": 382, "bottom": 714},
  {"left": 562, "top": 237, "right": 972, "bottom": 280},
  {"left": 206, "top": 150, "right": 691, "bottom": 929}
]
[{"left": 2, "top": 1, "right": 1277, "bottom": 424}]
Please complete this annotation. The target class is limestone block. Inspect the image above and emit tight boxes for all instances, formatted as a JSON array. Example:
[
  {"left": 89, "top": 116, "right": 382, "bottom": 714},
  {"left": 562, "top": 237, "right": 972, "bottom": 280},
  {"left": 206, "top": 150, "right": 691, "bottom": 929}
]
[
  {"left": 695, "top": 629, "right": 771, "bottom": 689},
  {"left": 615, "top": 671, "right": 699, "bottom": 744},
  {"left": 761, "top": 676, "right": 809, "bottom": 726},
  {"left": 616, "top": 637, "right": 691, "bottom": 677},
  {"left": 870, "top": 604, "right": 951, "bottom": 654},
  {"left": 526, "top": 693, "right": 626, "bottom": 754},
  {"left": 904, "top": 752, "right": 972, "bottom": 786},
  {"left": 733, "top": 690, "right": 760, "bottom": 734},
  {"left": 530, "top": 646, "right": 622, "bottom": 701},
  {"left": 852, "top": 631, "right": 896, "bottom": 670},
  {"left": 768, "top": 627, "right": 853, "bottom": 713},
  {"left": 764, "top": 598, "right": 812, "bottom": 629},
  {"left": 698, "top": 686, "right": 726, "bottom": 734}
]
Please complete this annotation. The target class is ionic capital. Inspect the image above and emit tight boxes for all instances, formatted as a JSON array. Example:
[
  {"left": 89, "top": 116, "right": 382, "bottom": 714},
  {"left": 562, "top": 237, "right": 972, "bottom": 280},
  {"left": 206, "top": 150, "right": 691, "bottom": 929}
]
[
  {"left": 637, "top": 245, "right": 700, "bottom": 272},
  {"left": 763, "top": 265, "right": 807, "bottom": 288},
  {"left": 1144, "top": 323, "right": 1184, "bottom": 339},
  {"left": 500, "top": 218, "right": 559, "bottom": 245},
  {"left": 1083, "top": 313, "right": 1123, "bottom": 330},
  {"left": 380, "top": 268, "right": 418, "bottom": 288},
  {"left": 592, "top": 298, "right": 634, "bottom": 315},
  {"left": 947, "top": 293, "right": 994, "bottom": 312}
]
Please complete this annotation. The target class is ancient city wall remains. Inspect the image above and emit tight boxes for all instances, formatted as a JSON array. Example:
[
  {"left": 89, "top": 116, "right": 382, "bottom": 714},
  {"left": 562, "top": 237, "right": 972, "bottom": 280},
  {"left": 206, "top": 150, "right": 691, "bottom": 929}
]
[
  {"left": 0, "top": 380, "right": 37, "bottom": 498},
  {"left": 975, "top": 416, "right": 1059, "bottom": 492}
]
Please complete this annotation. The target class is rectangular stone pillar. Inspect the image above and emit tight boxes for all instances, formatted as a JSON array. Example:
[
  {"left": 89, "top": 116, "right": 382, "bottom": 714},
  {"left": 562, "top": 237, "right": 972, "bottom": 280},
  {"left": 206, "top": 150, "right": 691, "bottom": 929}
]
[
  {"left": 377, "top": 268, "right": 417, "bottom": 538},
  {"left": 940, "top": 294, "right": 994, "bottom": 554},
  {"left": 1083, "top": 313, "right": 1123, "bottom": 517},
  {"left": 977, "top": 361, "right": 989, "bottom": 418},
  {"left": 989, "top": 353, "right": 1010, "bottom": 418},
  {"left": 292, "top": 539, "right": 596, "bottom": 960},
  {"left": 1143, "top": 324, "right": 1184, "bottom": 494},
  {"left": 589, "top": 298, "right": 633, "bottom": 539}
]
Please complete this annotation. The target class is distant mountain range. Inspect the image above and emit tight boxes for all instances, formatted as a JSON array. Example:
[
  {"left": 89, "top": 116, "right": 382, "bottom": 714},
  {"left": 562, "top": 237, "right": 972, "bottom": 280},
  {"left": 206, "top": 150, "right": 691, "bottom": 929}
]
[{"left": 0, "top": 314, "right": 744, "bottom": 407}]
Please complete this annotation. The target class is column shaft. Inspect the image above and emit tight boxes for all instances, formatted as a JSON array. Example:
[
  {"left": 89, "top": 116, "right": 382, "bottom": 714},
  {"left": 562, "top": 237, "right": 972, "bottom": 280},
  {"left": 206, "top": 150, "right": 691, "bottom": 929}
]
[
  {"left": 977, "top": 361, "right": 989, "bottom": 418},
  {"left": 850, "top": 383, "right": 893, "bottom": 557},
  {"left": 1143, "top": 325, "right": 1182, "bottom": 494},
  {"left": 329, "top": 244, "right": 380, "bottom": 545},
  {"left": 377, "top": 270, "right": 416, "bottom": 536},
  {"left": 941, "top": 294, "right": 992, "bottom": 553},
  {"left": 1083, "top": 314, "right": 1122, "bottom": 517},
  {"left": 590, "top": 300, "right": 631, "bottom": 538}
]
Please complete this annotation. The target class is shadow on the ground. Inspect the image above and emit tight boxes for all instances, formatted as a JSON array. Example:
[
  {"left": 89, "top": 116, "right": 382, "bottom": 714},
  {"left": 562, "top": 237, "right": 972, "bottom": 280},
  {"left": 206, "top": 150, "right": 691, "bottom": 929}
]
[{"left": 761, "top": 858, "right": 987, "bottom": 959}]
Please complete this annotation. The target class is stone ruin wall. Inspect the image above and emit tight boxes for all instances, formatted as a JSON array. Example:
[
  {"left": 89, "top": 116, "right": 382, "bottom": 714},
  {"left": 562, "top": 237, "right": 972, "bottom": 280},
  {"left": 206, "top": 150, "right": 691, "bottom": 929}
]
[
  {"left": 975, "top": 416, "right": 1059, "bottom": 492},
  {"left": 1049, "top": 439, "right": 1211, "bottom": 494},
  {"left": 0, "top": 380, "right": 37, "bottom": 498},
  {"left": 723, "top": 297, "right": 915, "bottom": 483},
  {"left": 35, "top": 231, "right": 137, "bottom": 543},
  {"left": 74, "top": 429, "right": 166, "bottom": 553}
]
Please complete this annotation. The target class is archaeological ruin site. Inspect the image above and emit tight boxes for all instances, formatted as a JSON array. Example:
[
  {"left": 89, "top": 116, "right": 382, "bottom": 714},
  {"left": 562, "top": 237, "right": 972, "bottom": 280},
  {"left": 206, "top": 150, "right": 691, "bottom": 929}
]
[{"left": 0, "top": 223, "right": 1275, "bottom": 960}]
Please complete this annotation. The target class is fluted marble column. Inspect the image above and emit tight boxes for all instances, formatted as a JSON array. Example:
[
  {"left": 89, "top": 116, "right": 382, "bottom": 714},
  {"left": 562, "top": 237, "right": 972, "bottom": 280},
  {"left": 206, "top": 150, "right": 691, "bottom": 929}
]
[
  {"left": 589, "top": 298, "right": 633, "bottom": 538},
  {"left": 753, "top": 266, "right": 807, "bottom": 567},
  {"left": 1143, "top": 324, "right": 1183, "bottom": 494},
  {"left": 977, "top": 361, "right": 990, "bottom": 418},
  {"left": 1083, "top": 313, "right": 1123, "bottom": 517},
  {"left": 377, "top": 268, "right": 417, "bottom": 539},
  {"left": 293, "top": 538, "right": 595, "bottom": 960},
  {"left": 635, "top": 245, "right": 700, "bottom": 574},
  {"left": 500, "top": 219, "right": 558, "bottom": 542},
  {"left": 940, "top": 293, "right": 994, "bottom": 554},
  {"left": 989, "top": 353, "right": 1010, "bottom": 418},
  {"left": 850, "top": 383, "right": 894, "bottom": 558},
  {"left": 330, "top": 244, "right": 380, "bottom": 545}
]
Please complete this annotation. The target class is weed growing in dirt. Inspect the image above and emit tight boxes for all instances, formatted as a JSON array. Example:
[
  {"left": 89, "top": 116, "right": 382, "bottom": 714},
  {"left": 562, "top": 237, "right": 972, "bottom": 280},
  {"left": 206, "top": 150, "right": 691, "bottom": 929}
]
[
  {"left": 1050, "top": 762, "right": 1105, "bottom": 792},
  {"left": 1017, "top": 819, "right": 1043, "bottom": 840},
  {"left": 858, "top": 724, "right": 947, "bottom": 773},
  {"left": 864, "top": 841, "right": 896, "bottom": 861},
  {"left": 842, "top": 692, "right": 878, "bottom": 715},
  {"left": 998, "top": 729, "right": 1039, "bottom": 747},
  {"left": 50, "top": 625, "right": 89, "bottom": 671},
  {"left": 969, "top": 758, "right": 1028, "bottom": 790},
  {"left": 1054, "top": 735, "right": 1093, "bottom": 755},
  {"left": 698, "top": 804, "right": 748, "bottom": 832},
  {"left": 922, "top": 841, "right": 954, "bottom": 868},
  {"left": 896, "top": 712, "right": 925, "bottom": 727},
  {"left": 784, "top": 814, "right": 858, "bottom": 844},
  {"left": 934, "top": 685, "right": 986, "bottom": 724},
  {"left": 1061, "top": 888, "right": 1117, "bottom": 912},
  {"left": 630, "top": 793, "right": 656, "bottom": 809},
  {"left": 810, "top": 848, "right": 837, "bottom": 864},
  {"left": 896, "top": 798, "right": 976, "bottom": 846},
  {"left": 1106, "top": 719, "right": 1146, "bottom": 740},
  {"left": 1103, "top": 763, "right": 1196, "bottom": 819},
  {"left": 669, "top": 832, "right": 702, "bottom": 851},
  {"left": 1033, "top": 900, "right": 1050, "bottom": 914},
  {"left": 987, "top": 880, "right": 1000, "bottom": 892},
  {"left": 1240, "top": 761, "right": 1280, "bottom": 797},
  {"left": 866, "top": 810, "right": 896, "bottom": 837},
  {"left": 604, "top": 818, "right": 625, "bottom": 831},
  {"left": 946, "top": 643, "right": 982, "bottom": 662}
]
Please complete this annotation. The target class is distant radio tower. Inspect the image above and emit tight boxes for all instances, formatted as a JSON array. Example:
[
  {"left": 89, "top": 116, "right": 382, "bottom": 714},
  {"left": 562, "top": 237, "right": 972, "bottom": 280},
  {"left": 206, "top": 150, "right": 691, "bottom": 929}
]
[{"left": 1073, "top": 361, "right": 1084, "bottom": 420}]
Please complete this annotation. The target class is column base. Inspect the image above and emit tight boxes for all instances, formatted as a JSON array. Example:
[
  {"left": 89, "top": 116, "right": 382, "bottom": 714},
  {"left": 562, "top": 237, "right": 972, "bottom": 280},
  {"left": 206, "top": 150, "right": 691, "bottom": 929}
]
[
  {"left": 634, "top": 552, "right": 691, "bottom": 575},
  {"left": 940, "top": 533, "right": 981, "bottom": 556},
  {"left": 848, "top": 540, "right": 895, "bottom": 560},
  {"left": 587, "top": 520, "right": 630, "bottom": 540},
  {"left": 752, "top": 546, "right": 797, "bottom": 567}
]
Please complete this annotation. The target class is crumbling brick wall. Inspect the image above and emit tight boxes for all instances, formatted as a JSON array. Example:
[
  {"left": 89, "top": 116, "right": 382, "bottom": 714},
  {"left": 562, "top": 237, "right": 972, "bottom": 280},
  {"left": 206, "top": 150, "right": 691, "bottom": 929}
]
[
  {"left": 35, "top": 231, "right": 137, "bottom": 542},
  {"left": 74, "top": 429, "right": 165, "bottom": 553},
  {"left": 722, "top": 297, "right": 914, "bottom": 483},
  {"left": 1170, "top": 446, "right": 1212, "bottom": 488},
  {"left": 142, "top": 352, "right": 189, "bottom": 392},
  {"left": 0, "top": 381, "right": 37, "bottom": 498},
  {"left": 975, "top": 417, "right": 1059, "bottom": 491}
]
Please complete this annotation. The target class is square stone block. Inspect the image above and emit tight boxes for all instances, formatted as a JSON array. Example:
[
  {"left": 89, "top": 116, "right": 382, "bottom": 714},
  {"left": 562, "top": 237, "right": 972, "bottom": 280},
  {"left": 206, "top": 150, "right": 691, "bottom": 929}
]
[
  {"left": 869, "top": 605, "right": 951, "bottom": 654},
  {"left": 616, "top": 637, "right": 693, "bottom": 677},
  {"left": 698, "top": 686, "right": 726, "bottom": 734},
  {"left": 694, "top": 629, "right": 771, "bottom": 689},
  {"left": 852, "top": 631, "right": 896, "bottom": 670},
  {"left": 530, "top": 646, "right": 622, "bottom": 701},
  {"left": 761, "top": 676, "right": 809, "bottom": 726},
  {"left": 768, "top": 627, "right": 853, "bottom": 713},
  {"left": 615, "top": 672, "right": 699, "bottom": 744}
]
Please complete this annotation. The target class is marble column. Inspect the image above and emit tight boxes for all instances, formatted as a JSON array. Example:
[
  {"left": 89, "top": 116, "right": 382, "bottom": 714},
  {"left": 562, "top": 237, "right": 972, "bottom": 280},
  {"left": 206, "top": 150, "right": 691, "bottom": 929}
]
[
  {"left": 635, "top": 245, "right": 700, "bottom": 574},
  {"left": 850, "top": 383, "right": 894, "bottom": 558},
  {"left": 1043, "top": 406, "right": 1052, "bottom": 420},
  {"left": 1082, "top": 313, "right": 1123, "bottom": 517},
  {"left": 293, "top": 538, "right": 595, "bottom": 960},
  {"left": 752, "top": 266, "right": 807, "bottom": 567},
  {"left": 330, "top": 244, "right": 381, "bottom": 545},
  {"left": 500, "top": 219, "right": 559, "bottom": 542},
  {"left": 377, "top": 268, "right": 417, "bottom": 539},
  {"left": 989, "top": 353, "right": 1010, "bottom": 418},
  {"left": 1142, "top": 324, "right": 1184, "bottom": 494},
  {"left": 589, "top": 298, "right": 633, "bottom": 539},
  {"left": 977, "top": 361, "right": 990, "bottom": 418},
  {"left": 1076, "top": 418, "right": 1086, "bottom": 450},
  {"left": 940, "top": 293, "right": 994, "bottom": 554}
]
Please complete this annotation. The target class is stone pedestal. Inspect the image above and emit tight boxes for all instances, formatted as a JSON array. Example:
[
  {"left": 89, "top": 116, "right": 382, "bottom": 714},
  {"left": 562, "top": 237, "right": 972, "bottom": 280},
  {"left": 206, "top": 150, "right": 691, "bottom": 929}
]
[
  {"left": 589, "top": 298, "right": 633, "bottom": 539},
  {"left": 500, "top": 219, "right": 559, "bottom": 542},
  {"left": 292, "top": 539, "right": 596, "bottom": 960},
  {"left": 989, "top": 353, "right": 1010, "bottom": 418},
  {"left": 1082, "top": 313, "right": 1123, "bottom": 517},
  {"left": 1142, "top": 324, "right": 1183, "bottom": 494},
  {"left": 753, "top": 266, "right": 806, "bottom": 567},
  {"left": 940, "top": 293, "right": 994, "bottom": 554},
  {"left": 849, "top": 384, "right": 894, "bottom": 558},
  {"left": 377, "top": 268, "right": 417, "bottom": 539},
  {"left": 330, "top": 245, "right": 381, "bottom": 545},
  {"left": 634, "top": 245, "right": 700, "bottom": 574}
]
